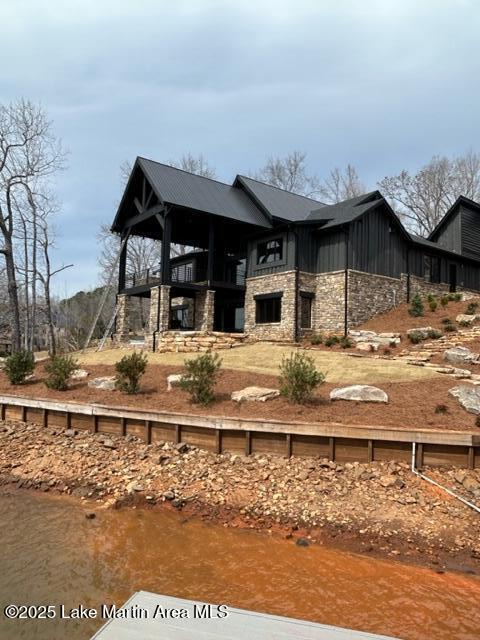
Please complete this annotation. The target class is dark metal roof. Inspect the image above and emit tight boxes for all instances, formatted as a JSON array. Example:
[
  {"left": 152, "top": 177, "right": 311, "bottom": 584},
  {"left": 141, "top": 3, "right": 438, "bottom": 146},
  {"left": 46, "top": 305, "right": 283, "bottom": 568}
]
[
  {"left": 138, "top": 157, "right": 272, "bottom": 228},
  {"left": 234, "top": 175, "right": 326, "bottom": 221},
  {"left": 306, "top": 191, "right": 384, "bottom": 228}
]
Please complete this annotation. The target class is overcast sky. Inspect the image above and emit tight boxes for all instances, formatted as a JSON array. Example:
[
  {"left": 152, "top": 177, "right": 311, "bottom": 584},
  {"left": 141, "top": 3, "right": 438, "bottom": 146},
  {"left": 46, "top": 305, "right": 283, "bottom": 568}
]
[{"left": 2, "top": 0, "right": 479, "bottom": 295}]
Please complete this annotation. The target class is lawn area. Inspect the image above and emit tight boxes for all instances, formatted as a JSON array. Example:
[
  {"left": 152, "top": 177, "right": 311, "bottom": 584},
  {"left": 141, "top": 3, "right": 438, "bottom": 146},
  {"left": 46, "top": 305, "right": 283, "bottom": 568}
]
[{"left": 77, "top": 342, "right": 439, "bottom": 384}]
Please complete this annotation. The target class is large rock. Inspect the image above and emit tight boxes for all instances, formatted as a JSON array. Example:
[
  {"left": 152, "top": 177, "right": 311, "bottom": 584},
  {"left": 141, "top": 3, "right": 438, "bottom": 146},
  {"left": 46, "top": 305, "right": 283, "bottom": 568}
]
[
  {"left": 407, "top": 327, "right": 435, "bottom": 339},
  {"left": 349, "top": 330, "right": 400, "bottom": 346},
  {"left": 449, "top": 385, "right": 480, "bottom": 415},
  {"left": 443, "top": 346, "right": 478, "bottom": 365},
  {"left": 231, "top": 386, "right": 280, "bottom": 402},
  {"left": 71, "top": 369, "right": 89, "bottom": 380},
  {"left": 87, "top": 376, "right": 116, "bottom": 391},
  {"left": 330, "top": 385, "right": 388, "bottom": 403},
  {"left": 167, "top": 374, "right": 184, "bottom": 391},
  {"left": 456, "top": 314, "right": 477, "bottom": 325}
]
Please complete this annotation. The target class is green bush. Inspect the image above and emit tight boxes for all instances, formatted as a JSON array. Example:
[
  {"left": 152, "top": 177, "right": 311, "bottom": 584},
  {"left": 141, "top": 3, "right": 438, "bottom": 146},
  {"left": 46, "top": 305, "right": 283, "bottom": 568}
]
[
  {"left": 279, "top": 352, "right": 325, "bottom": 404},
  {"left": 339, "top": 336, "right": 353, "bottom": 349},
  {"left": 180, "top": 352, "right": 222, "bottom": 405},
  {"left": 440, "top": 295, "right": 449, "bottom": 308},
  {"left": 465, "top": 302, "right": 479, "bottom": 315},
  {"left": 4, "top": 350, "right": 35, "bottom": 385},
  {"left": 115, "top": 351, "right": 148, "bottom": 394},
  {"left": 427, "top": 293, "right": 435, "bottom": 303},
  {"left": 408, "top": 294, "right": 424, "bottom": 317},
  {"left": 459, "top": 319, "right": 471, "bottom": 327},
  {"left": 324, "top": 335, "right": 340, "bottom": 347},
  {"left": 310, "top": 334, "right": 323, "bottom": 346},
  {"left": 428, "top": 299, "right": 438, "bottom": 312},
  {"left": 408, "top": 331, "right": 424, "bottom": 345},
  {"left": 44, "top": 355, "right": 78, "bottom": 391},
  {"left": 443, "top": 321, "right": 457, "bottom": 332},
  {"left": 427, "top": 328, "right": 443, "bottom": 340},
  {"left": 448, "top": 293, "right": 462, "bottom": 302}
]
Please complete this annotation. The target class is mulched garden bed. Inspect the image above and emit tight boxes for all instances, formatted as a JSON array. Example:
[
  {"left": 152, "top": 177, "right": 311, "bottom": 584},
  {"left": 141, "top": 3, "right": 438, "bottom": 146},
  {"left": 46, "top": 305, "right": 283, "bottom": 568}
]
[{"left": 0, "top": 363, "right": 478, "bottom": 432}]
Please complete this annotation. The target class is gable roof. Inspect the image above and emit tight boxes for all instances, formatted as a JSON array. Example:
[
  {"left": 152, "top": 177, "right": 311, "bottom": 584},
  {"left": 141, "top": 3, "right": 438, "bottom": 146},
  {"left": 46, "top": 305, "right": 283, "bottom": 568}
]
[
  {"left": 134, "top": 157, "right": 272, "bottom": 228},
  {"left": 429, "top": 195, "right": 480, "bottom": 241},
  {"left": 234, "top": 175, "right": 325, "bottom": 221},
  {"left": 306, "top": 191, "right": 384, "bottom": 228}
]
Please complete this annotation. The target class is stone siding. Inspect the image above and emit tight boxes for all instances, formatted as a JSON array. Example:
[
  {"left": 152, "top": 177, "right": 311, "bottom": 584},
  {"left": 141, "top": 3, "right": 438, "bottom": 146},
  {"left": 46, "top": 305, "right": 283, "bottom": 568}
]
[
  {"left": 347, "top": 270, "right": 406, "bottom": 329},
  {"left": 113, "top": 294, "right": 130, "bottom": 343},
  {"left": 314, "top": 271, "right": 346, "bottom": 332},
  {"left": 155, "top": 331, "right": 246, "bottom": 353},
  {"left": 244, "top": 271, "right": 297, "bottom": 341},
  {"left": 194, "top": 290, "right": 215, "bottom": 331},
  {"left": 145, "top": 285, "right": 171, "bottom": 350},
  {"left": 406, "top": 275, "right": 451, "bottom": 300}
]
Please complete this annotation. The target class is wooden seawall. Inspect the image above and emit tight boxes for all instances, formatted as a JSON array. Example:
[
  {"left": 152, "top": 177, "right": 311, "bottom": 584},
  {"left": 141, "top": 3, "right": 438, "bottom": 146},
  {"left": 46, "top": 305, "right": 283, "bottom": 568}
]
[{"left": 0, "top": 393, "right": 479, "bottom": 469}]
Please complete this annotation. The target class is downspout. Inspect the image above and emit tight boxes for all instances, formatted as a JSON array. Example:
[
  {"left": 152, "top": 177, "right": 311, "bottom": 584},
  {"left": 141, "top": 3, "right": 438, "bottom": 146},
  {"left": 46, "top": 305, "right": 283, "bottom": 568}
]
[
  {"left": 411, "top": 443, "right": 480, "bottom": 514},
  {"left": 406, "top": 247, "right": 411, "bottom": 303},
  {"left": 344, "top": 226, "right": 350, "bottom": 337},
  {"left": 292, "top": 226, "right": 299, "bottom": 343}
]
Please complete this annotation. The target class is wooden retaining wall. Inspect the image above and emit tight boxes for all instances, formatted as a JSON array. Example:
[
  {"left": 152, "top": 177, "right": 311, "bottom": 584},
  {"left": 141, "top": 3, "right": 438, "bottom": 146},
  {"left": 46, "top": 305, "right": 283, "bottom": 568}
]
[{"left": 1, "top": 394, "right": 479, "bottom": 469}]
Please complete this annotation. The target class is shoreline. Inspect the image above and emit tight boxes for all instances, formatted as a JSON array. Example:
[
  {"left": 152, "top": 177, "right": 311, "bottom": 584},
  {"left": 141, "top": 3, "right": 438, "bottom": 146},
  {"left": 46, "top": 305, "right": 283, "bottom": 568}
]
[{"left": 1, "top": 418, "right": 479, "bottom": 576}]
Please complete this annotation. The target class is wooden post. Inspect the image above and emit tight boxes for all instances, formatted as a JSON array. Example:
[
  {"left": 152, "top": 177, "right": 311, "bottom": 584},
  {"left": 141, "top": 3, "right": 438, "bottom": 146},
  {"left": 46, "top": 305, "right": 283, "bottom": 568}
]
[
  {"left": 207, "top": 216, "right": 215, "bottom": 287},
  {"left": 121, "top": 417, "right": 127, "bottom": 437},
  {"left": 145, "top": 420, "right": 152, "bottom": 444},
  {"left": 118, "top": 232, "right": 128, "bottom": 292},
  {"left": 175, "top": 424, "right": 181, "bottom": 444},
  {"left": 20, "top": 405, "right": 27, "bottom": 422},
  {"left": 329, "top": 437, "right": 335, "bottom": 462},
  {"left": 468, "top": 446, "right": 475, "bottom": 470},
  {"left": 245, "top": 430, "right": 251, "bottom": 456},
  {"left": 367, "top": 439, "right": 373, "bottom": 463},
  {"left": 160, "top": 212, "right": 172, "bottom": 285},
  {"left": 0, "top": 403, "right": 5, "bottom": 421},
  {"left": 215, "top": 429, "right": 222, "bottom": 454},
  {"left": 66, "top": 412, "right": 71, "bottom": 429},
  {"left": 285, "top": 433, "right": 292, "bottom": 458},
  {"left": 92, "top": 415, "right": 98, "bottom": 434},
  {"left": 42, "top": 408, "right": 48, "bottom": 428},
  {"left": 416, "top": 443, "right": 424, "bottom": 468}
]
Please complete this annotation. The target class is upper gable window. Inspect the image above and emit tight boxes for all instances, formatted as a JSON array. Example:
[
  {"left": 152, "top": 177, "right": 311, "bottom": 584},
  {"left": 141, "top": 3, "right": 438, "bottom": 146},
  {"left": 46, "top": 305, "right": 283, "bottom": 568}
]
[{"left": 257, "top": 238, "right": 283, "bottom": 265}]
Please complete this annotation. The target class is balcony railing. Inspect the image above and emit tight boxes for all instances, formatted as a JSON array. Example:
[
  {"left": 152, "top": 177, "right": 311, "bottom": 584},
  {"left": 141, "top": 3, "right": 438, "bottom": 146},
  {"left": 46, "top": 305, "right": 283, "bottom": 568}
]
[{"left": 124, "top": 259, "right": 246, "bottom": 289}]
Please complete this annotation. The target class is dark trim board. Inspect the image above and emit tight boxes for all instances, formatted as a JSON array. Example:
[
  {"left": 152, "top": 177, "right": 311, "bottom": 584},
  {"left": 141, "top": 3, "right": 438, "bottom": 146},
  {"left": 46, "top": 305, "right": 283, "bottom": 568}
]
[{"left": 1, "top": 394, "right": 478, "bottom": 469}]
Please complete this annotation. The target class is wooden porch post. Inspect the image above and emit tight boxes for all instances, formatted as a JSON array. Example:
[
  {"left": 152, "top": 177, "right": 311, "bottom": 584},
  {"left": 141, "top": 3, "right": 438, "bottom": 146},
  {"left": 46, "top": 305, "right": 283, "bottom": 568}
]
[
  {"left": 161, "top": 211, "right": 172, "bottom": 285},
  {"left": 118, "top": 231, "right": 128, "bottom": 292},
  {"left": 207, "top": 216, "right": 215, "bottom": 287}
]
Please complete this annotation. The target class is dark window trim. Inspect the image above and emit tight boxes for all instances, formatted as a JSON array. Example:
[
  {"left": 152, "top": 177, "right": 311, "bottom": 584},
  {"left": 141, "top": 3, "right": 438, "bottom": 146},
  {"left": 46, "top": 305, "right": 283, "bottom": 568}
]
[
  {"left": 254, "top": 291, "right": 283, "bottom": 301},
  {"left": 299, "top": 291, "right": 315, "bottom": 299},
  {"left": 255, "top": 296, "right": 282, "bottom": 324},
  {"left": 256, "top": 236, "right": 285, "bottom": 266}
]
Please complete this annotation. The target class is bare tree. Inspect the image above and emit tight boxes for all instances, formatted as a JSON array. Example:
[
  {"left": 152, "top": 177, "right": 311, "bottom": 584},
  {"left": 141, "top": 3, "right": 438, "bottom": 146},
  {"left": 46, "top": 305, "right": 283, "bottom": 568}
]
[
  {"left": 318, "top": 165, "right": 366, "bottom": 204},
  {"left": 0, "top": 99, "right": 65, "bottom": 350},
  {"left": 378, "top": 151, "right": 480, "bottom": 236},
  {"left": 169, "top": 152, "right": 216, "bottom": 179},
  {"left": 253, "top": 151, "right": 321, "bottom": 197}
]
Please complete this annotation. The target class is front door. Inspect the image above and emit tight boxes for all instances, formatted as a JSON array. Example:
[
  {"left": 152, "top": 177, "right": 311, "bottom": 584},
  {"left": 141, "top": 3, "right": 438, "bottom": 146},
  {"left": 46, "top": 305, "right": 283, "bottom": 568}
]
[{"left": 449, "top": 264, "right": 457, "bottom": 293}]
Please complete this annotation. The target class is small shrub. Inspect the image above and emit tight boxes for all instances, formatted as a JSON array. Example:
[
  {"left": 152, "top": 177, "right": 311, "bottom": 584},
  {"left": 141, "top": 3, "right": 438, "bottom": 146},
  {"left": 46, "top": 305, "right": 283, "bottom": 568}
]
[
  {"left": 311, "top": 334, "right": 323, "bottom": 346},
  {"left": 428, "top": 299, "right": 438, "bottom": 312},
  {"left": 115, "top": 351, "right": 148, "bottom": 394},
  {"left": 427, "top": 328, "right": 443, "bottom": 340},
  {"left": 339, "top": 336, "right": 353, "bottom": 349},
  {"left": 408, "top": 330, "right": 424, "bottom": 345},
  {"left": 44, "top": 354, "right": 78, "bottom": 391},
  {"left": 465, "top": 302, "right": 479, "bottom": 315},
  {"left": 440, "top": 295, "right": 449, "bottom": 308},
  {"left": 180, "top": 352, "right": 222, "bottom": 405},
  {"left": 427, "top": 293, "right": 435, "bottom": 303},
  {"left": 434, "top": 404, "right": 448, "bottom": 415},
  {"left": 324, "top": 335, "right": 340, "bottom": 347},
  {"left": 448, "top": 293, "right": 462, "bottom": 302},
  {"left": 443, "top": 322, "right": 457, "bottom": 332},
  {"left": 408, "top": 294, "right": 424, "bottom": 317},
  {"left": 459, "top": 319, "right": 471, "bottom": 327},
  {"left": 279, "top": 352, "right": 325, "bottom": 404},
  {"left": 4, "top": 350, "right": 35, "bottom": 385},
  {"left": 441, "top": 317, "right": 452, "bottom": 325},
  {"left": 383, "top": 347, "right": 391, "bottom": 356}
]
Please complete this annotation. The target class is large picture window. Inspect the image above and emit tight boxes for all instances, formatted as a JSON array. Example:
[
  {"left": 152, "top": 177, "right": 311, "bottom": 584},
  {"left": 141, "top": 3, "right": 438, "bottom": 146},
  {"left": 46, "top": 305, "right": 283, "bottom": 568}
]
[
  {"left": 255, "top": 294, "right": 282, "bottom": 323},
  {"left": 257, "top": 238, "right": 283, "bottom": 265},
  {"left": 424, "top": 255, "right": 441, "bottom": 283}
]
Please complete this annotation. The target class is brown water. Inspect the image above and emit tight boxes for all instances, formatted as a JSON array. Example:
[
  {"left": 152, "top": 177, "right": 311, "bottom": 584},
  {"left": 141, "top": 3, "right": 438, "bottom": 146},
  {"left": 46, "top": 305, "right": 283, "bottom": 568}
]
[{"left": 0, "top": 491, "right": 479, "bottom": 640}]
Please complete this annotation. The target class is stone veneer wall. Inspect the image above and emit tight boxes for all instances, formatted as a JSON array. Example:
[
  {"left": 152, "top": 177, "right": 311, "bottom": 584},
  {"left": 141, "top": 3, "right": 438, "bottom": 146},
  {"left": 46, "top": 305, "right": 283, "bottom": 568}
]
[
  {"left": 347, "top": 270, "right": 407, "bottom": 328},
  {"left": 406, "top": 274, "right": 451, "bottom": 299},
  {"left": 145, "top": 285, "right": 171, "bottom": 350},
  {"left": 313, "top": 271, "right": 346, "bottom": 332},
  {"left": 155, "top": 331, "right": 246, "bottom": 353},
  {"left": 194, "top": 290, "right": 215, "bottom": 331},
  {"left": 244, "top": 271, "right": 297, "bottom": 341},
  {"left": 113, "top": 294, "right": 130, "bottom": 343}
]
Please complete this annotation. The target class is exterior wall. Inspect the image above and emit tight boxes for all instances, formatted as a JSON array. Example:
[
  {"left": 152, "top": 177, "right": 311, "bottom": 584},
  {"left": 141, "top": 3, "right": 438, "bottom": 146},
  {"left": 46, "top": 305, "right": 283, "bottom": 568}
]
[
  {"left": 194, "top": 290, "right": 215, "bottom": 331},
  {"left": 247, "top": 229, "right": 296, "bottom": 277},
  {"left": 314, "top": 271, "right": 346, "bottom": 332},
  {"left": 406, "top": 275, "right": 451, "bottom": 299},
  {"left": 155, "top": 330, "right": 246, "bottom": 353},
  {"left": 347, "top": 270, "right": 406, "bottom": 328},
  {"left": 145, "top": 285, "right": 171, "bottom": 350},
  {"left": 244, "top": 270, "right": 297, "bottom": 340}
]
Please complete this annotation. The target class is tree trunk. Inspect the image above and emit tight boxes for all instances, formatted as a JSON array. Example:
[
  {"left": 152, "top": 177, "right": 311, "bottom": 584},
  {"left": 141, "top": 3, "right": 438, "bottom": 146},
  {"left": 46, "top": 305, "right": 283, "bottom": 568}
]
[{"left": 4, "top": 237, "right": 21, "bottom": 351}]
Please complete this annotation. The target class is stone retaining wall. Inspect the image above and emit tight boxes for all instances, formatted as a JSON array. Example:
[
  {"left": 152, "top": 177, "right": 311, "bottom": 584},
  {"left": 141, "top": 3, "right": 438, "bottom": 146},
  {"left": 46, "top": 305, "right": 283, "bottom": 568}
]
[
  {"left": 348, "top": 271, "right": 406, "bottom": 329},
  {"left": 155, "top": 331, "right": 247, "bottom": 353}
]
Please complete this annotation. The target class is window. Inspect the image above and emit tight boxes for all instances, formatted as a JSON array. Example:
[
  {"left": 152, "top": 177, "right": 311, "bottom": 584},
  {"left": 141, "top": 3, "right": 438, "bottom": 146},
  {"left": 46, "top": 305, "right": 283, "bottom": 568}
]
[
  {"left": 257, "top": 238, "right": 283, "bottom": 265},
  {"left": 255, "top": 294, "right": 282, "bottom": 323},
  {"left": 300, "top": 293, "right": 314, "bottom": 329},
  {"left": 424, "top": 255, "right": 441, "bottom": 283}
]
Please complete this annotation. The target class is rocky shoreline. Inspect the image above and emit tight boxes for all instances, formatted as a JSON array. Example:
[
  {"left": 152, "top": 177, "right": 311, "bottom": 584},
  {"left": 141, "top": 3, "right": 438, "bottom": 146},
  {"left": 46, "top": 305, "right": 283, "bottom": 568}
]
[{"left": 1, "top": 418, "right": 480, "bottom": 575}]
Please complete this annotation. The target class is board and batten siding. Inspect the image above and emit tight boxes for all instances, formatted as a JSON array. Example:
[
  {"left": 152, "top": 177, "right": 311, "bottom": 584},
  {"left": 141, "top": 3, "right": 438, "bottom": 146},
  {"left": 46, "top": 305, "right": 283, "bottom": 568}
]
[
  {"left": 247, "top": 229, "right": 296, "bottom": 277},
  {"left": 460, "top": 205, "right": 480, "bottom": 261},
  {"left": 432, "top": 208, "right": 462, "bottom": 253}
]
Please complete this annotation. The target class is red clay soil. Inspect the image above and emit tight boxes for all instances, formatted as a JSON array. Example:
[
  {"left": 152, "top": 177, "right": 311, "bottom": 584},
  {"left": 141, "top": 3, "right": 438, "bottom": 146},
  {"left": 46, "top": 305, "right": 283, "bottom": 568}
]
[
  {"left": 357, "top": 298, "right": 480, "bottom": 336},
  {"left": 0, "top": 363, "right": 478, "bottom": 432}
]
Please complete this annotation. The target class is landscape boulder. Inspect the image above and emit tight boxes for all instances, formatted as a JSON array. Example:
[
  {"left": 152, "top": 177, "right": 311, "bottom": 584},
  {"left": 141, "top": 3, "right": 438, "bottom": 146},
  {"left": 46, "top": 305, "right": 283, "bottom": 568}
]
[
  {"left": 456, "top": 314, "right": 477, "bottom": 325},
  {"left": 87, "top": 376, "right": 116, "bottom": 391},
  {"left": 356, "top": 342, "right": 379, "bottom": 352},
  {"left": 443, "top": 346, "right": 479, "bottom": 366},
  {"left": 349, "top": 330, "right": 400, "bottom": 346},
  {"left": 449, "top": 385, "right": 480, "bottom": 415},
  {"left": 406, "top": 327, "right": 435, "bottom": 340},
  {"left": 231, "top": 386, "right": 280, "bottom": 402},
  {"left": 167, "top": 374, "right": 184, "bottom": 391},
  {"left": 71, "top": 369, "right": 89, "bottom": 380},
  {"left": 330, "top": 384, "right": 388, "bottom": 403}
]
